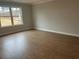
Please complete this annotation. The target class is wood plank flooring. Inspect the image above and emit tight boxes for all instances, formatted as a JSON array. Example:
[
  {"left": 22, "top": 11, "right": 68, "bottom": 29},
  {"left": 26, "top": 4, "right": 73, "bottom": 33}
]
[{"left": 0, "top": 30, "right": 79, "bottom": 59}]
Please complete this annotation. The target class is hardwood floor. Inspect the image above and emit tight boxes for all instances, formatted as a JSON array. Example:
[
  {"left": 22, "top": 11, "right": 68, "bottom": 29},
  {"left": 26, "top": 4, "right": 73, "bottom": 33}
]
[{"left": 0, "top": 30, "right": 79, "bottom": 59}]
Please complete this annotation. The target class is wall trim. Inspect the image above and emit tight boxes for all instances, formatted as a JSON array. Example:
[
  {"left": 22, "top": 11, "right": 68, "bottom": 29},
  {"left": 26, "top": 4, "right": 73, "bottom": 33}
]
[
  {"left": 35, "top": 27, "right": 79, "bottom": 37},
  {"left": 0, "top": 27, "right": 33, "bottom": 36}
]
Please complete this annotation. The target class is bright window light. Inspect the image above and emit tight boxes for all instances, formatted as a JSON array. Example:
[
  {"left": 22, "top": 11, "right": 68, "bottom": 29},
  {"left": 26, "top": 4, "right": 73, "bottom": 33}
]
[{"left": 0, "top": 6, "right": 23, "bottom": 27}]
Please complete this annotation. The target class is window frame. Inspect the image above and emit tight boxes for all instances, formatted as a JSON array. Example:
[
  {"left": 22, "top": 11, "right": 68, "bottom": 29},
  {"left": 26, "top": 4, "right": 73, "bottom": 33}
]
[{"left": 0, "top": 6, "right": 23, "bottom": 28}]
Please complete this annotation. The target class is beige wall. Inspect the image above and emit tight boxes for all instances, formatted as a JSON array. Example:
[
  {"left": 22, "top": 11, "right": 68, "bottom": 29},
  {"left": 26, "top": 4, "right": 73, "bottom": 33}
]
[
  {"left": 33, "top": 0, "right": 79, "bottom": 35},
  {"left": 0, "top": 1, "right": 33, "bottom": 36}
]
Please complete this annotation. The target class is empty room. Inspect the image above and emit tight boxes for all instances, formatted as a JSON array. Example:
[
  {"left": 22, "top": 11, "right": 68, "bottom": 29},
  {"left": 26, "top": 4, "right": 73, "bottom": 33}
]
[{"left": 0, "top": 0, "right": 79, "bottom": 59}]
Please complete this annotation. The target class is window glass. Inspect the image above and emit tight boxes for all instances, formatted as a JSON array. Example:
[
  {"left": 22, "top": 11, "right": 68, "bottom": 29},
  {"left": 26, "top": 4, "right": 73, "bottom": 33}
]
[
  {"left": 0, "top": 6, "right": 23, "bottom": 28},
  {"left": 0, "top": 7, "right": 12, "bottom": 27},
  {"left": 11, "top": 8, "right": 23, "bottom": 25}
]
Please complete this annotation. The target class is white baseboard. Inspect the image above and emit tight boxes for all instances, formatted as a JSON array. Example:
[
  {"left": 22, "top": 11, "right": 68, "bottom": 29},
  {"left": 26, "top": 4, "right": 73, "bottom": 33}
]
[{"left": 36, "top": 27, "right": 79, "bottom": 37}]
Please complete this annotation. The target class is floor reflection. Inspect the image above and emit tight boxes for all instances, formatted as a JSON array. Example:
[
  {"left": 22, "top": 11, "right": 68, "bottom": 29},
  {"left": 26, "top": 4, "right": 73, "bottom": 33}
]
[{"left": 1, "top": 34, "right": 28, "bottom": 59}]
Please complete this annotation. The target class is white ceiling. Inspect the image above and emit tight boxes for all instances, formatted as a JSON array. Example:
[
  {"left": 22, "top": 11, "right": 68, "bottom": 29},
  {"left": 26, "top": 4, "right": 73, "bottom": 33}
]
[{"left": 5, "top": 0, "right": 54, "bottom": 5}]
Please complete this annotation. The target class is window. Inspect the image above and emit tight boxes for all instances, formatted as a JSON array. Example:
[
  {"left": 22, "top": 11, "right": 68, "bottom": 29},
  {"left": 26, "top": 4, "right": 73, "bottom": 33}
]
[
  {"left": 0, "top": 6, "right": 23, "bottom": 27},
  {"left": 11, "top": 8, "right": 23, "bottom": 25},
  {"left": 0, "top": 7, "right": 12, "bottom": 27}
]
